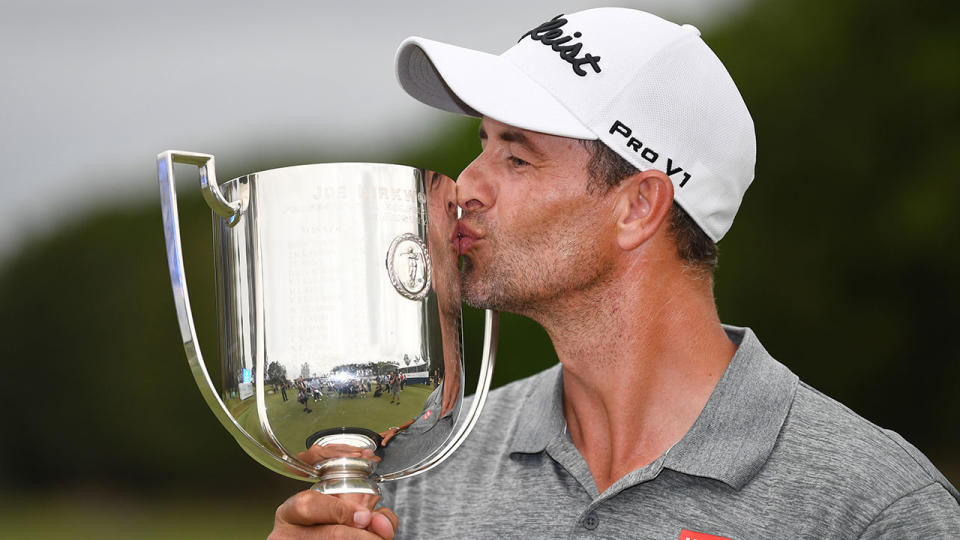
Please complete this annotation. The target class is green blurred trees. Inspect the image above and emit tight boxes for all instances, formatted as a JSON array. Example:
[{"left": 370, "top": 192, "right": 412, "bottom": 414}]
[
  {"left": 0, "top": 0, "right": 957, "bottom": 492},
  {"left": 267, "top": 362, "right": 287, "bottom": 387},
  {"left": 707, "top": 0, "right": 960, "bottom": 462}
]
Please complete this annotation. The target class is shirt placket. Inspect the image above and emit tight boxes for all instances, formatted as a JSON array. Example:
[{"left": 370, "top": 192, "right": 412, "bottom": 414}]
[{"left": 545, "top": 432, "right": 670, "bottom": 538}]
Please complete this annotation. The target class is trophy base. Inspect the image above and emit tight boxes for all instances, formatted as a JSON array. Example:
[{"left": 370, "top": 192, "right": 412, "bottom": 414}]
[{"left": 311, "top": 475, "right": 379, "bottom": 496}]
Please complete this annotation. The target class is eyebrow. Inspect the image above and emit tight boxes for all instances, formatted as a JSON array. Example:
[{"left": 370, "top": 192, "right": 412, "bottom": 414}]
[{"left": 478, "top": 125, "right": 546, "bottom": 159}]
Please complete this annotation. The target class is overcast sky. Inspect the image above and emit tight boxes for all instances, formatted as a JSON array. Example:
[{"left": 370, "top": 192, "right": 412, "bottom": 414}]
[{"left": 0, "top": 0, "right": 749, "bottom": 262}]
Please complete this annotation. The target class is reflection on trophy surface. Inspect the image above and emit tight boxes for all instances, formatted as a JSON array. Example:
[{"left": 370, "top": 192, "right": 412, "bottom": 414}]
[{"left": 158, "top": 152, "right": 498, "bottom": 496}]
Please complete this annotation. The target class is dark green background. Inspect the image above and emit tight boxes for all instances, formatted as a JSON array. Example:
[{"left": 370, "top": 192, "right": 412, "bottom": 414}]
[{"left": 0, "top": 0, "right": 957, "bottom": 536}]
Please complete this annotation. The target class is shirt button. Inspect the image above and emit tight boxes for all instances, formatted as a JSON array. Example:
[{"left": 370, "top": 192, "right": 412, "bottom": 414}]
[{"left": 581, "top": 512, "right": 599, "bottom": 530}]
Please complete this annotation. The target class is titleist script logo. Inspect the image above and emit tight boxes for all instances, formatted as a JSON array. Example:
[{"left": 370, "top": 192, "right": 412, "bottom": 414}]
[
  {"left": 609, "top": 120, "right": 693, "bottom": 187},
  {"left": 520, "top": 14, "right": 601, "bottom": 77}
]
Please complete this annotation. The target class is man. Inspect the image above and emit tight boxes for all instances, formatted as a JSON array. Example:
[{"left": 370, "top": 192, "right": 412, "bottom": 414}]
[
  {"left": 389, "top": 371, "right": 401, "bottom": 406},
  {"left": 270, "top": 8, "right": 960, "bottom": 538}
]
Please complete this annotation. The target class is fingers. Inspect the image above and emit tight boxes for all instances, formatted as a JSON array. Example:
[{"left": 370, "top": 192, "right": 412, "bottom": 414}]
[
  {"left": 298, "top": 443, "right": 373, "bottom": 465},
  {"left": 380, "top": 428, "right": 398, "bottom": 447},
  {"left": 270, "top": 490, "right": 398, "bottom": 540},
  {"left": 336, "top": 492, "right": 380, "bottom": 513},
  {"left": 321, "top": 444, "right": 366, "bottom": 456},
  {"left": 369, "top": 508, "right": 399, "bottom": 539},
  {"left": 275, "top": 490, "right": 361, "bottom": 528},
  {"left": 312, "top": 444, "right": 364, "bottom": 461}
]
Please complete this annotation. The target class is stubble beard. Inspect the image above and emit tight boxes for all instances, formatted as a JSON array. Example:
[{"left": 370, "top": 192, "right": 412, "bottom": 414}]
[
  {"left": 459, "top": 220, "right": 611, "bottom": 318},
  {"left": 460, "top": 249, "right": 532, "bottom": 313}
]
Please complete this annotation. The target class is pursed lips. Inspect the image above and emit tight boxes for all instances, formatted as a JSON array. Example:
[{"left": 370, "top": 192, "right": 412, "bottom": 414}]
[{"left": 453, "top": 221, "right": 482, "bottom": 255}]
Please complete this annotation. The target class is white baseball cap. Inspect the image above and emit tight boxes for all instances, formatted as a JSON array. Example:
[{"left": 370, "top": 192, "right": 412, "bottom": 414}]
[{"left": 395, "top": 7, "right": 755, "bottom": 242}]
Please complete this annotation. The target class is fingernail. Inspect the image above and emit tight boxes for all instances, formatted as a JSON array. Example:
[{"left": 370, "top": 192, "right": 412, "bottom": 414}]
[{"left": 354, "top": 510, "right": 371, "bottom": 527}]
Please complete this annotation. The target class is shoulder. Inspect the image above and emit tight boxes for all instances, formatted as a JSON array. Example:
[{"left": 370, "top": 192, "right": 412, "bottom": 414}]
[
  {"left": 764, "top": 378, "right": 960, "bottom": 527},
  {"left": 788, "top": 381, "right": 956, "bottom": 496},
  {"left": 477, "top": 364, "right": 560, "bottom": 415},
  {"left": 445, "top": 363, "right": 561, "bottom": 456}
]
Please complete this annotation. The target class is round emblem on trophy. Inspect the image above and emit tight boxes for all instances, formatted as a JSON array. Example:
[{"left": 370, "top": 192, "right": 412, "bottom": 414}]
[{"left": 386, "top": 233, "right": 431, "bottom": 301}]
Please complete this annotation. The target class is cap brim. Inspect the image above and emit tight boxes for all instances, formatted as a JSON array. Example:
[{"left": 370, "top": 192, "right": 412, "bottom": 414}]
[{"left": 396, "top": 37, "right": 595, "bottom": 140}]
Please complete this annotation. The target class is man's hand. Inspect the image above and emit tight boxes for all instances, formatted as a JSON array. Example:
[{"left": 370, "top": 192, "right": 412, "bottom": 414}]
[
  {"left": 296, "top": 444, "right": 381, "bottom": 465},
  {"left": 269, "top": 490, "right": 398, "bottom": 539},
  {"left": 380, "top": 418, "right": 416, "bottom": 448}
]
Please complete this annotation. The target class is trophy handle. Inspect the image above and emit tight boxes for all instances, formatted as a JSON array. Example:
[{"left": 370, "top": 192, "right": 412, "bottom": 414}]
[
  {"left": 162, "top": 150, "right": 246, "bottom": 226},
  {"left": 157, "top": 150, "right": 314, "bottom": 479},
  {"left": 376, "top": 309, "right": 499, "bottom": 483}
]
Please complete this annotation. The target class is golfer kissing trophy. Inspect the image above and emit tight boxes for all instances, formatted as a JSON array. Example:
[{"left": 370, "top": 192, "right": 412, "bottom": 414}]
[{"left": 158, "top": 151, "right": 497, "bottom": 496}]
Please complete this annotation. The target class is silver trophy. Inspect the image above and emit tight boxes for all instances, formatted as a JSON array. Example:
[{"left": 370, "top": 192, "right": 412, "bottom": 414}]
[{"left": 158, "top": 151, "right": 497, "bottom": 496}]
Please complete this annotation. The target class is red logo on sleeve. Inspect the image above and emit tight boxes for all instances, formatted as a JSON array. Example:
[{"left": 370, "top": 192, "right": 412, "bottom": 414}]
[{"left": 679, "top": 529, "right": 731, "bottom": 540}]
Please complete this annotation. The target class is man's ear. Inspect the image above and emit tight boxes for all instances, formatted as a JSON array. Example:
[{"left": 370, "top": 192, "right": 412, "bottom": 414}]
[{"left": 614, "top": 169, "right": 675, "bottom": 251}]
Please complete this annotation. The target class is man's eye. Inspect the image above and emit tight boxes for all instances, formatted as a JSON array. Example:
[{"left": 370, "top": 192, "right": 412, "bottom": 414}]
[{"left": 509, "top": 156, "right": 530, "bottom": 167}]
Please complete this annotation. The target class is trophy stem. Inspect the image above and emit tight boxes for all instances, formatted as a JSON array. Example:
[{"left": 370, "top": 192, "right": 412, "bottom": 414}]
[
  {"left": 309, "top": 432, "right": 380, "bottom": 496},
  {"left": 311, "top": 459, "right": 380, "bottom": 496}
]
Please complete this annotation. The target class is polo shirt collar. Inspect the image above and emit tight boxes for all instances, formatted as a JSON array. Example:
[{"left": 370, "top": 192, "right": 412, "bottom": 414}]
[
  {"left": 663, "top": 326, "right": 798, "bottom": 489},
  {"left": 507, "top": 326, "right": 799, "bottom": 491}
]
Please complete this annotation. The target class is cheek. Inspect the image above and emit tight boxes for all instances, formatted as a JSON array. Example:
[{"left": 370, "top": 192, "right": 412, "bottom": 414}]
[
  {"left": 497, "top": 195, "right": 549, "bottom": 237},
  {"left": 499, "top": 196, "right": 589, "bottom": 247}
]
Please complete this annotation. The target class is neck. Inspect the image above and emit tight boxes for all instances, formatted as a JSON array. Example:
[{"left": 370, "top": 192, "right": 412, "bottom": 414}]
[{"left": 530, "top": 256, "right": 736, "bottom": 494}]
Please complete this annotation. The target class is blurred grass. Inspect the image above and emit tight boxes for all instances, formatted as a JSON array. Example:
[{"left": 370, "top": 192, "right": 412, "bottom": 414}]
[{"left": 0, "top": 493, "right": 278, "bottom": 540}]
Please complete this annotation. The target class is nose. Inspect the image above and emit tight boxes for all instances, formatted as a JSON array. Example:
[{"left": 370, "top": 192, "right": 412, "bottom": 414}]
[{"left": 456, "top": 153, "right": 497, "bottom": 214}]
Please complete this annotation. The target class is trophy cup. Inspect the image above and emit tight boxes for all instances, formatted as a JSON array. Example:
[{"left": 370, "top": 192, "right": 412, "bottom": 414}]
[{"left": 158, "top": 150, "right": 497, "bottom": 495}]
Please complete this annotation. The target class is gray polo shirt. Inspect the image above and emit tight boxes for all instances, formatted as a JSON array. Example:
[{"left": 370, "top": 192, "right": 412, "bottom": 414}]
[{"left": 379, "top": 326, "right": 960, "bottom": 538}]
